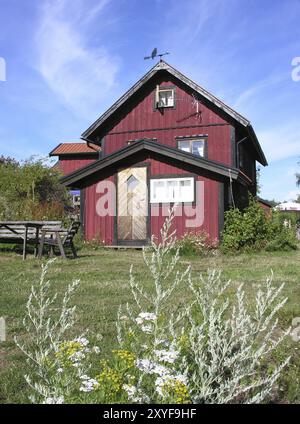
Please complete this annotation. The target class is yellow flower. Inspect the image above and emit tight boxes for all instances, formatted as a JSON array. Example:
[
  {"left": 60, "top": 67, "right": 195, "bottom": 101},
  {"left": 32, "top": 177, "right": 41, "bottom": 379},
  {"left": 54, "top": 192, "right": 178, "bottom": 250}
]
[
  {"left": 112, "top": 349, "right": 135, "bottom": 368},
  {"left": 162, "top": 379, "right": 191, "bottom": 404}
]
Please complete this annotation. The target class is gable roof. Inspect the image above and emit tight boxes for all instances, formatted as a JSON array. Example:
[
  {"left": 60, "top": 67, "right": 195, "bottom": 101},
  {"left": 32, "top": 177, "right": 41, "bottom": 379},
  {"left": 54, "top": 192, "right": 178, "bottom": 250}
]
[
  {"left": 49, "top": 142, "right": 100, "bottom": 156},
  {"left": 82, "top": 60, "right": 267, "bottom": 166},
  {"left": 61, "top": 139, "right": 252, "bottom": 188}
]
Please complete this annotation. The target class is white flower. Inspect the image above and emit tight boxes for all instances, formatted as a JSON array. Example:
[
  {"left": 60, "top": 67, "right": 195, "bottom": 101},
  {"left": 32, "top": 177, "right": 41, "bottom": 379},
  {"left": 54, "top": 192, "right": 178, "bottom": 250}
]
[
  {"left": 135, "top": 359, "right": 170, "bottom": 376},
  {"left": 74, "top": 337, "right": 89, "bottom": 346},
  {"left": 79, "top": 378, "right": 99, "bottom": 392},
  {"left": 92, "top": 346, "right": 100, "bottom": 354},
  {"left": 141, "top": 324, "right": 153, "bottom": 334},
  {"left": 135, "top": 312, "right": 157, "bottom": 326},
  {"left": 123, "top": 384, "right": 137, "bottom": 397},
  {"left": 57, "top": 368, "right": 63, "bottom": 373},
  {"left": 154, "top": 339, "right": 170, "bottom": 347},
  {"left": 43, "top": 396, "right": 64, "bottom": 404},
  {"left": 154, "top": 349, "right": 179, "bottom": 363},
  {"left": 139, "top": 312, "right": 157, "bottom": 321}
]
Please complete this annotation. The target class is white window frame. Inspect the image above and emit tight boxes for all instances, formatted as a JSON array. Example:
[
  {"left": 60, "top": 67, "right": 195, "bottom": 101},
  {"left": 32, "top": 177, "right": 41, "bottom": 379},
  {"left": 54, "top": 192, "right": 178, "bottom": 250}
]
[
  {"left": 150, "top": 177, "right": 194, "bottom": 204},
  {"left": 156, "top": 88, "right": 175, "bottom": 108},
  {"left": 178, "top": 138, "right": 207, "bottom": 158}
]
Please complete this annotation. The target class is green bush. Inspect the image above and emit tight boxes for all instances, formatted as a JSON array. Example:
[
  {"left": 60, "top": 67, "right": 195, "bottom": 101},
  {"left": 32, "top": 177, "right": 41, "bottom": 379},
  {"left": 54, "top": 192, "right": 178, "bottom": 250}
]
[
  {"left": 175, "top": 231, "right": 218, "bottom": 256},
  {"left": 221, "top": 197, "right": 298, "bottom": 253},
  {"left": 0, "top": 155, "right": 71, "bottom": 220}
]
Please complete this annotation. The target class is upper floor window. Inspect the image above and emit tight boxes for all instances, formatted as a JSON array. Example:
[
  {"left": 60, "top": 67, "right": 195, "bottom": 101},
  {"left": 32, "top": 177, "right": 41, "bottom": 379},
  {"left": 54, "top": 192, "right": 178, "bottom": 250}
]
[
  {"left": 177, "top": 137, "right": 207, "bottom": 158},
  {"left": 155, "top": 87, "right": 175, "bottom": 108}
]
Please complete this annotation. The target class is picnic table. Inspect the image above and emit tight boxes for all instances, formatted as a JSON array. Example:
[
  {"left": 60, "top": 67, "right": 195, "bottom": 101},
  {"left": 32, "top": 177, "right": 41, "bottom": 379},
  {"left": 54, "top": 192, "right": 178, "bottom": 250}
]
[{"left": 0, "top": 221, "right": 61, "bottom": 260}]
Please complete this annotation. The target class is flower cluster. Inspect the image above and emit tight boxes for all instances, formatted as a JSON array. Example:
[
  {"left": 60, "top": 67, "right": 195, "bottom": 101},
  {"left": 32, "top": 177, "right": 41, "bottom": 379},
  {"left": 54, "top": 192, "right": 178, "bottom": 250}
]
[
  {"left": 112, "top": 349, "right": 135, "bottom": 368},
  {"left": 56, "top": 337, "right": 90, "bottom": 367},
  {"left": 159, "top": 378, "right": 191, "bottom": 403},
  {"left": 154, "top": 349, "right": 179, "bottom": 364},
  {"left": 42, "top": 396, "right": 64, "bottom": 404},
  {"left": 135, "top": 312, "right": 157, "bottom": 334},
  {"left": 95, "top": 360, "right": 123, "bottom": 400},
  {"left": 79, "top": 375, "right": 99, "bottom": 393}
]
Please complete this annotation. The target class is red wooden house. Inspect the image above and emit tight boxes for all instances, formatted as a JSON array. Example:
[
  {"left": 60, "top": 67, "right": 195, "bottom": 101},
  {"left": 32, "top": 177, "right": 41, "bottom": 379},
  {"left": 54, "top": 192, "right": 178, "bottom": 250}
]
[{"left": 56, "top": 60, "right": 267, "bottom": 246}]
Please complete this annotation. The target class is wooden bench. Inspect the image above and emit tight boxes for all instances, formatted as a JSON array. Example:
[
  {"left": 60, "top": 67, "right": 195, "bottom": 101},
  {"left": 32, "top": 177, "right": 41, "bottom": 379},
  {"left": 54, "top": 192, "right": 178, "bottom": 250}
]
[
  {"left": 0, "top": 221, "right": 62, "bottom": 259},
  {"left": 38, "top": 221, "right": 81, "bottom": 259}
]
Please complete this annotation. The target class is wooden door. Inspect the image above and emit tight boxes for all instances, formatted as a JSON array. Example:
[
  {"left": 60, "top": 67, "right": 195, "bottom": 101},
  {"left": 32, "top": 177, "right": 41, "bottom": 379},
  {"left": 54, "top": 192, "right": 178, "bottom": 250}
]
[{"left": 117, "top": 167, "right": 148, "bottom": 242}]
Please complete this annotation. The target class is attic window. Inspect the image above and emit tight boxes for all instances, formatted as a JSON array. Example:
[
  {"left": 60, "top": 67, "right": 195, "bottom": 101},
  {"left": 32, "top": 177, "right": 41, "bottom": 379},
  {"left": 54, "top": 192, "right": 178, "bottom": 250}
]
[{"left": 155, "top": 87, "right": 175, "bottom": 108}]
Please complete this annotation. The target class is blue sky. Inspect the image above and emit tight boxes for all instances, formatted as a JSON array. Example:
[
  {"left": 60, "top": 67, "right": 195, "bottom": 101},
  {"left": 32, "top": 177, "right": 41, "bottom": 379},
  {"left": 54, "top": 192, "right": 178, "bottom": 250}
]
[{"left": 0, "top": 0, "right": 299, "bottom": 202}]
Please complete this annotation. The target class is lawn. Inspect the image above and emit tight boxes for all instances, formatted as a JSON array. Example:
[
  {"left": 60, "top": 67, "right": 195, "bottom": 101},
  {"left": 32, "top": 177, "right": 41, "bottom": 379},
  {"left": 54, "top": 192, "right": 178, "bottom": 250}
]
[{"left": 0, "top": 246, "right": 300, "bottom": 403}]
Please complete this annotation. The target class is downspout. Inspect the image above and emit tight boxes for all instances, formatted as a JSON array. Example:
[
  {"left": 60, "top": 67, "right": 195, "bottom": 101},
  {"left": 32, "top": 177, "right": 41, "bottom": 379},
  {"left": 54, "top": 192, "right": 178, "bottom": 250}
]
[{"left": 80, "top": 136, "right": 102, "bottom": 159}]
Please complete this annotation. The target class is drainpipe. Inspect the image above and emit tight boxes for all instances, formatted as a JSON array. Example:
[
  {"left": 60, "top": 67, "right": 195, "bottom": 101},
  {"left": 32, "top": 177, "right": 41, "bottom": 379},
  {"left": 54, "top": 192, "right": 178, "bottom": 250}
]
[{"left": 236, "top": 136, "right": 247, "bottom": 168}]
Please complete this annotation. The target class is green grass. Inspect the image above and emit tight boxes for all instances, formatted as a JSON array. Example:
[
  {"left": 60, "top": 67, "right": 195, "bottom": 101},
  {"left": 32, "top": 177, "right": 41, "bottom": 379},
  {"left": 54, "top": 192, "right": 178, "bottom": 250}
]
[{"left": 0, "top": 246, "right": 300, "bottom": 403}]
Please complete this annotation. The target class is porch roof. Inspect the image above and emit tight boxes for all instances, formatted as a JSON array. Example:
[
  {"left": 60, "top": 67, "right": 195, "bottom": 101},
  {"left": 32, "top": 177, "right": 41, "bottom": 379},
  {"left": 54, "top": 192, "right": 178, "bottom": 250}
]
[{"left": 60, "top": 140, "right": 252, "bottom": 189}]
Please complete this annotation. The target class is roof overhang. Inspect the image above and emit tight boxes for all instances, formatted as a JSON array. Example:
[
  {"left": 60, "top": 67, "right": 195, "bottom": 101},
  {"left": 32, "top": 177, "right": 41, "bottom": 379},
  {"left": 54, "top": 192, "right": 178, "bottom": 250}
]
[
  {"left": 81, "top": 60, "right": 267, "bottom": 166},
  {"left": 60, "top": 140, "right": 252, "bottom": 189}
]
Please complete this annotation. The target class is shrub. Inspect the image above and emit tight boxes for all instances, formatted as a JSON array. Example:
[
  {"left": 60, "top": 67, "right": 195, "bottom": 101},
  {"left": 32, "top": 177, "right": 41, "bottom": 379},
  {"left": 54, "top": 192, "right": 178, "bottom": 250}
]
[
  {"left": 16, "top": 211, "right": 290, "bottom": 404},
  {"left": 0, "top": 156, "right": 71, "bottom": 221},
  {"left": 221, "top": 197, "right": 298, "bottom": 253},
  {"left": 174, "top": 231, "right": 218, "bottom": 256}
]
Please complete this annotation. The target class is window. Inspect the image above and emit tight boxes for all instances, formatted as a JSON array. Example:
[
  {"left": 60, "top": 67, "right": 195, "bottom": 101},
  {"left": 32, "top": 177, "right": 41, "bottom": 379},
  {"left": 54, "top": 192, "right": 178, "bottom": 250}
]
[
  {"left": 178, "top": 138, "right": 207, "bottom": 158},
  {"left": 150, "top": 177, "right": 194, "bottom": 203},
  {"left": 155, "top": 87, "right": 175, "bottom": 108}
]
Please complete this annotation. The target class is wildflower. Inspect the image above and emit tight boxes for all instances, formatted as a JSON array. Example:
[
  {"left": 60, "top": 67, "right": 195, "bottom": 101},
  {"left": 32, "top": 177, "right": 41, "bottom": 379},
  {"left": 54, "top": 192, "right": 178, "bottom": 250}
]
[
  {"left": 113, "top": 349, "right": 135, "bottom": 368},
  {"left": 135, "top": 358, "right": 155, "bottom": 374},
  {"left": 135, "top": 359, "right": 170, "bottom": 376},
  {"left": 43, "top": 396, "right": 64, "bottom": 404},
  {"left": 154, "top": 349, "right": 179, "bottom": 364},
  {"left": 57, "top": 368, "right": 63, "bottom": 373},
  {"left": 123, "top": 384, "right": 137, "bottom": 397},
  {"left": 141, "top": 324, "right": 153, "bottom": 334},
  {"left": 92, "top": 346, "right": 100, "bottom": 354},
  {"left": 135, "top": 312, "right": 157, "bottom": 326},
  {"left": 155, "top": 375, "right": 190, "bottom": 402},
  {"left": 79, "top": 377, "right": 99, "bottom": 392}
]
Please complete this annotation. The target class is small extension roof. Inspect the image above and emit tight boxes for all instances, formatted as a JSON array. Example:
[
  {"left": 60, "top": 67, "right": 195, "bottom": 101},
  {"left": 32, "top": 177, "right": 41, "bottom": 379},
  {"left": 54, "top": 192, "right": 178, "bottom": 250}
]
[
  {"left": 50, "top": 142, "right": 100, "bottom": 156},
  {"left": 81, "top": 60, "right": 267, "bottom": 166}
]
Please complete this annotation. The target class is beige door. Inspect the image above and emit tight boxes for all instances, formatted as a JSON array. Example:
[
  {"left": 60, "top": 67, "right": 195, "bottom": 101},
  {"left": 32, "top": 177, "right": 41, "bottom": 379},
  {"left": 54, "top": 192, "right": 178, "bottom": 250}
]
[{"left": 117, "top": 167, "right": 148, "bottom": 241}]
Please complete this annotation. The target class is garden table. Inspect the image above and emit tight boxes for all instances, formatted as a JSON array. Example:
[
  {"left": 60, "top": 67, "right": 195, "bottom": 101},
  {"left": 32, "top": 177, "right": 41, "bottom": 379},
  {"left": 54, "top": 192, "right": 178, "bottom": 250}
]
[{"left": 0, "top": 221, "right": 52, "bottom": 260}]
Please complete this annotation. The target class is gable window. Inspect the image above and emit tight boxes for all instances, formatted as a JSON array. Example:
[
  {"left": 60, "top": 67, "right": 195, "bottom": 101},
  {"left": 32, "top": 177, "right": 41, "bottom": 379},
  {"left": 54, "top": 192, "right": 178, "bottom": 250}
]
[
  {"left": 155, "top": 87, "right": 175, "bottom": 108},
  {"left": 177, "top": 137, "right": 207, "bottom": 158},
  {"left": 150, "top": 177, "right": 194, "bottom": 203}
]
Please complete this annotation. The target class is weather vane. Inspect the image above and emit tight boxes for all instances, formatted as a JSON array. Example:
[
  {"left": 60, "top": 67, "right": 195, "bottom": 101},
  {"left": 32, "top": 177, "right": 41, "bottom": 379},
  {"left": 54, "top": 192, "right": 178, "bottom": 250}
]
[{"left": 144, "top": 48, "right": 170, "bottom": 61}]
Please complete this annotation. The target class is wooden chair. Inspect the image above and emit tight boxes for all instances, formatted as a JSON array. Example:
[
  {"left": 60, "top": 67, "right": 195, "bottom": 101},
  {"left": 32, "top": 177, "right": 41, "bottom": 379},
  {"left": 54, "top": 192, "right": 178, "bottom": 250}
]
[{"left": 38, "top": 221, "right": 81, "bottom": 259}]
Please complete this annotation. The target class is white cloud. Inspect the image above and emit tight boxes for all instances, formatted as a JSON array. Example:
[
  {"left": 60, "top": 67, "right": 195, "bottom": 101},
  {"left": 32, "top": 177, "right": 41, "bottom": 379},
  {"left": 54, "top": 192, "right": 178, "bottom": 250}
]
[
  {"left": 35, "top": 0, "right": 120, "bottom": 119},
  {"left": 285, "top": 189, "right": 300, "bottom": 201},
  {"left": 233, "top": 73, "right": 286, "bottom": 111},
  {"left": 257, "top": 121, "right": 300, "bottom": 162}
]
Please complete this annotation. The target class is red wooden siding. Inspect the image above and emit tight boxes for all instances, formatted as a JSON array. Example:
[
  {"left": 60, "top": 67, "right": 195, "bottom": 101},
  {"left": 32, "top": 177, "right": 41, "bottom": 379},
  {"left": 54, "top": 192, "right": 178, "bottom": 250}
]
[
  {"left": 104, "top": 78, "right": 232, "bottom": 167},
  {"left": 56, "top": 157, "right": 97, "bottom": 175},
  {"left": 84, "top": 176, "right": 115, "bottom": 244},
  {"left": 83, "top": 157, "right": 220, "bottom": 244}
]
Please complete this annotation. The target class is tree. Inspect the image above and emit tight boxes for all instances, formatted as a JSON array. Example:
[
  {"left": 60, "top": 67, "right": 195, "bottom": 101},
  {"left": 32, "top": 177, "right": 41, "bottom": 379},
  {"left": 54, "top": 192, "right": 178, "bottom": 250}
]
[{"left": 0, "top": 156, "right": 70, "bottom": 220}]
